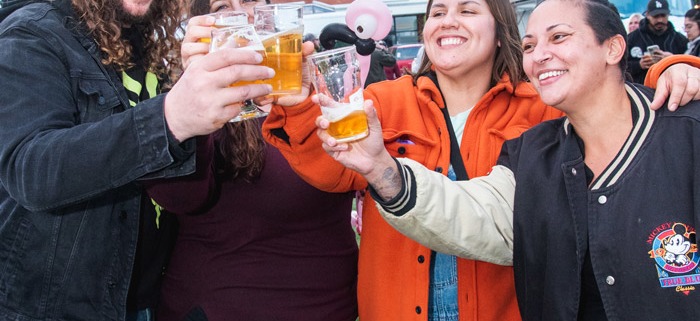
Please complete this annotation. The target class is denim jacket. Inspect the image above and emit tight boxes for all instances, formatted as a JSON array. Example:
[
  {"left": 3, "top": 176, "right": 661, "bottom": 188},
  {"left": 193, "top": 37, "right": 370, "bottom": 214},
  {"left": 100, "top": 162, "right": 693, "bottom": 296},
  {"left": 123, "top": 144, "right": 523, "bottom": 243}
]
[{"left": 0, "top": 2, "right": 195, "bottom": 320}]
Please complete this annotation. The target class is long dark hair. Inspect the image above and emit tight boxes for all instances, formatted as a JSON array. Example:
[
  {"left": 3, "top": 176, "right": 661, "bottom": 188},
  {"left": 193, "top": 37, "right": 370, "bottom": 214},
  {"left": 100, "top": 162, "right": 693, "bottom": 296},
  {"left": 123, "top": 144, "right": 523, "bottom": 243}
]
[
  {"left": 215, "top": 118, "right": 266, "bottom": 182},
  {"left": 685, "top": 8, "right": 700, "bottom": 37},
  {"left": 412, "top": 0, "right": 525, "bottom": 88},
  {"left": 189, "top": 0, "right": 267, "bottom": 182},
  {"left": 72, "top": 0, "right": 184, "bottom": 76}
]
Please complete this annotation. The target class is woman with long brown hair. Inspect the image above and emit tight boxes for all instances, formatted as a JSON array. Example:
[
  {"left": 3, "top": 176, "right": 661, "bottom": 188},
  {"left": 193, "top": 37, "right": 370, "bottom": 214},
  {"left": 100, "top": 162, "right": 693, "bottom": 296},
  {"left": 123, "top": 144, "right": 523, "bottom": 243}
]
[{"left": 143, "top": 0, "right": 359, "bottom": 320}]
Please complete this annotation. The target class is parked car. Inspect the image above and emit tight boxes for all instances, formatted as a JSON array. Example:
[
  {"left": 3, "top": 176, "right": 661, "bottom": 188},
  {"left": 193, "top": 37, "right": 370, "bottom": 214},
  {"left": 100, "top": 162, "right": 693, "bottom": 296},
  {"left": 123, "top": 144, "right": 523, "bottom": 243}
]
[
  {"left": 390, "top": 43, "right": 422, "bottom": 75},
  {"left": 411, "top": 45, "right": 425, "bottom": 73}
]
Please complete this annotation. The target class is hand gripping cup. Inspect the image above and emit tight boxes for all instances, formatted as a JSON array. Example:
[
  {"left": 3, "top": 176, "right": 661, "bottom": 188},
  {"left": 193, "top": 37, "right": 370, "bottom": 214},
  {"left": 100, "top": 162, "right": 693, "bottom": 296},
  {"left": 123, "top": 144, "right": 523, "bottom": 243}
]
[
  {"left": 210, "top": 25, "right": 269, "bottom": 122},
  {"left": 309, "top": 46, "right": 368, "bottom": 143},
  {"left": 254, "top": 4, "right": 304, "bottom": 95}
]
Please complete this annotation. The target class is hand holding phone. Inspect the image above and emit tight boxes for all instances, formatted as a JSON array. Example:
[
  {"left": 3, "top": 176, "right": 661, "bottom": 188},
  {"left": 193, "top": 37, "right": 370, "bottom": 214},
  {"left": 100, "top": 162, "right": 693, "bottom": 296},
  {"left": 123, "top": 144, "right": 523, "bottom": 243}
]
[{"left": 647, "top": 45, "right": 663, "bottom": 63}]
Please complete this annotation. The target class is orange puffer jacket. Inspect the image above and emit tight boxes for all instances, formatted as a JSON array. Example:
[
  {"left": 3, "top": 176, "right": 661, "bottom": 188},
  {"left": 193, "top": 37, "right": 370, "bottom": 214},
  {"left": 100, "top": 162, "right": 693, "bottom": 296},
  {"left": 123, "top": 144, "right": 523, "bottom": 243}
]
[{"left": 264, "top": 72, "right": 561, "bottom": 321}]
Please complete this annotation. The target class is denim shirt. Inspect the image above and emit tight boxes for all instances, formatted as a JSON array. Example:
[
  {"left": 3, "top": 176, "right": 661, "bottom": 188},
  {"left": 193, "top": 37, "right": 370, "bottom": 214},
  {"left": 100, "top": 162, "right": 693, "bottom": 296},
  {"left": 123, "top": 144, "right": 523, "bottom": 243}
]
[
  {"left": 0, "top": 2, "right": 195, "bottom": 320},
  {"left": 427, "top": 111, "right": 470, "bottom": 321}
]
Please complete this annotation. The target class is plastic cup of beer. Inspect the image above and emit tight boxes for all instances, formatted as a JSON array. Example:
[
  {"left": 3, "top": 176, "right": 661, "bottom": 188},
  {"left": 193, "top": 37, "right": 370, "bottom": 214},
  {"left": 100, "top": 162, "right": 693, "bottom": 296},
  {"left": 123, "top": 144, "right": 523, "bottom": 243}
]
[
  {"left": 198, "top": 11, "right": 249, "bottom": 43},
  {"left": 309, "top": 45, "right": 368, "bottom": 143},
  {"left": 253, "top": 4, "right": 303, "bottom": 95},
  {"left": 210, "top": 25, "right": 269, "bottom": 122}
]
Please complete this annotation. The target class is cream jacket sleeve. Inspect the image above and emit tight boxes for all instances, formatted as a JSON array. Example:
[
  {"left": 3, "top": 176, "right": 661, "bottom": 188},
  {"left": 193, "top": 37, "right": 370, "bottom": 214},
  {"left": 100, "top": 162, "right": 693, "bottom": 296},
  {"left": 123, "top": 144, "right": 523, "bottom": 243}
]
[{"left": 374, "top": 158, "right": 516, "bottom": 266}]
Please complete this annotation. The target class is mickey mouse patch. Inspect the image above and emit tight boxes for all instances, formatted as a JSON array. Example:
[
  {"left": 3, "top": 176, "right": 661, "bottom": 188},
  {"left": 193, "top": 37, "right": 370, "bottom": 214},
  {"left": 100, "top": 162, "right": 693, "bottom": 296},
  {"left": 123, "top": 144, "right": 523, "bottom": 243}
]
[{"left": 648, "top": 222, "right": 700, "bottom": 295}]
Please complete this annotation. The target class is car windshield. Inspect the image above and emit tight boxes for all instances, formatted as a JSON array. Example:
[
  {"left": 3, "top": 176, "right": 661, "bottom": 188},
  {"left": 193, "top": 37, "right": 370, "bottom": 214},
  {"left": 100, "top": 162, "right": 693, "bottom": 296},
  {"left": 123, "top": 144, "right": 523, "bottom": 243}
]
[
  {"left": 396, "top": 46, "right": 421, "bottom": 60},
  {"left": 610, "top": 0, "right": 692, "bottom": 18}
]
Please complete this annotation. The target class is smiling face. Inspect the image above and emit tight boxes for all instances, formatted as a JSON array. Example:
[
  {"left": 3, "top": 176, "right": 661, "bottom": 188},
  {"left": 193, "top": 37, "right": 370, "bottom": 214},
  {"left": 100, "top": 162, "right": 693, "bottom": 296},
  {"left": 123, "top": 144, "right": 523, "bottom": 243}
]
[
  {"left": 522, "top": 0, "right": 624, "bottom": 110},
  {"left": 422, "top": 0, "right": 498, "bottom": 79},
  {"left": 628, "top": 15, "right": 641, "bottom": 33},
  {"left": 209, "top": 0, "right": 266, "bottom": 22}
]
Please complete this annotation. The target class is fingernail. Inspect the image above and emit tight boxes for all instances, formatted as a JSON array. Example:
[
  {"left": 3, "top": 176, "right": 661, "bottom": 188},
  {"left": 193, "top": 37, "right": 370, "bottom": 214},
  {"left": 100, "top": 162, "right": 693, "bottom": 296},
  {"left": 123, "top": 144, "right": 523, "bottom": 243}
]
[
  {"left": 267, "top": 68, "right": 275, "bottom": 78},
  {"left": 670, "top": 103, "right": 678, "bottom": 111},
  {"left": 266, "top": 85, "right": 273, "bottom": 92},
  {"left": 254, "top": 53, "right": 264, "bottom": 63}
]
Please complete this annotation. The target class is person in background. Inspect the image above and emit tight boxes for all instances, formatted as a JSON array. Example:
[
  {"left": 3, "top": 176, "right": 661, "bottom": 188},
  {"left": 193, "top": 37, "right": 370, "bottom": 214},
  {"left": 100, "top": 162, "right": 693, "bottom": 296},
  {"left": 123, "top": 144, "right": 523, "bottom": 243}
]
[
  {"left": 0, "top": 0, "right": 273, "bottom": 320},
  {"left": 384, "top": 61, "right": 402, "bottom": 80},
  {"left": 304, "top": 33, "right": 322, "bottom": 52},
  {"left": 685, "top": 9, "right": 700, "bottom": 56},
  {"left": 627, "top": 0, "right": 688, "bottom": 83},
  {"left": 316, "top": 1, "right": 700, "bottom": 319},
  {"left": 143, "top": 0, "right": 359, "bottom": 320},
  {"left": 260, "top": 0, "right": 700, "bottom": 319},
  {"left": 365, "top": 40, "right": 397, "bottom": 87},
  {"left": 380, "top": 38, "right": 402, "bottom": 80},
  {"left": 628, "top": 12, "right": 642, "bottom": 33}
]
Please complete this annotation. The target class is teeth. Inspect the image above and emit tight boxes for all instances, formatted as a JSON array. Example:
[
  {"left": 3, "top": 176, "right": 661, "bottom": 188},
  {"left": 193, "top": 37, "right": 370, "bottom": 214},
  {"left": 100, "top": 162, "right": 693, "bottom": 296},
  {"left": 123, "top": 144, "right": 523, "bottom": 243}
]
[
  {"left": 440, "top": 37, "right": 464, "bottom": 46},
  {"left": 538, "top": 70, "right": 566, "bottom": 81}
]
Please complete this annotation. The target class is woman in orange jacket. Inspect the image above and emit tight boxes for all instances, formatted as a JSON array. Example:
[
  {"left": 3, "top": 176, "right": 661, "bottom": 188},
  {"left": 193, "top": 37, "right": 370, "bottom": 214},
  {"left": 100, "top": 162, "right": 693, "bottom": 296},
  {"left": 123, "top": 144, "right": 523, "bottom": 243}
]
[{"left": 262, "top": 0, "right": 700, "bottom": 319}]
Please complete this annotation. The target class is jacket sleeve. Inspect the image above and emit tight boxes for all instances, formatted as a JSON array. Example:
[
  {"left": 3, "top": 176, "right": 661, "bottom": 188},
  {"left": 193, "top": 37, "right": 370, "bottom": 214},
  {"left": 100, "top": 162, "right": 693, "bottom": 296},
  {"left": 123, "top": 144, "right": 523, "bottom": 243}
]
[
  {"left": 0, "top": 18, "right": 194, "bottom": 212},
  {"left": 374, "top": 157, "right": 515, "bottom": 266},
  {"left": 644, "top": 55, "right": 700, "bottom": 88},
  {"left": 145, "top": 135, "right": 217, "bottom": 214},
  {"left": 262, "top": 95, "right": 367, "bottom": 192}
]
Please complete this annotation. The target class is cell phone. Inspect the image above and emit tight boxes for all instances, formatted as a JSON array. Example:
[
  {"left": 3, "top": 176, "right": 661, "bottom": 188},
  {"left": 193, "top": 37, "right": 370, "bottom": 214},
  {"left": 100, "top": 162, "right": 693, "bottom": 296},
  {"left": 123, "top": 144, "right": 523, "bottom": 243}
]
[{"left": 647, "top": 45, "right": 661, "bottom": 55}]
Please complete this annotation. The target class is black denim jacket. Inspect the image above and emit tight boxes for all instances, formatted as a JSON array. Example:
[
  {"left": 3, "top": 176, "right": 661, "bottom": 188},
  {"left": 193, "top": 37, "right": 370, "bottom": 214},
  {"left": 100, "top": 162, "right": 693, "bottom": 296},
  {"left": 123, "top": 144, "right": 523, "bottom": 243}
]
[{"left": 0, "top": 1, "right": 194, "bottom": 320}]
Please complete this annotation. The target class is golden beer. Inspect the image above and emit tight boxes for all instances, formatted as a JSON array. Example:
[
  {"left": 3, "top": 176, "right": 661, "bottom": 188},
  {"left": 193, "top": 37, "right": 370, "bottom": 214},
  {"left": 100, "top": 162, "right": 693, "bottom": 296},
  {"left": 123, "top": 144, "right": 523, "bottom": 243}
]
[
  {"left": 326, "top": 109, "right": 369, "bottom": 143},
  {"left": 259, "top": 27, "right": 303, "bottom": 95},
  {"left": 226, "top": 46, "right": 267, "bottom": 87},
  {"left": 210, "top": 25, "right": 267, "bottom": 88}
]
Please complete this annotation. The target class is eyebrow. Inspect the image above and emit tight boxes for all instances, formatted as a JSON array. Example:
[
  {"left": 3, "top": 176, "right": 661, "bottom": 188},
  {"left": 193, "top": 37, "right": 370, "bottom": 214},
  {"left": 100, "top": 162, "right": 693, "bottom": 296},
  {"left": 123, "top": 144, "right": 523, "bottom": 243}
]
[
  {"left": 522, "top": 23, "right": 573, "bottom": 40},
  {"left": 431, "top": 1, "right": 480, "bottom": 9}
]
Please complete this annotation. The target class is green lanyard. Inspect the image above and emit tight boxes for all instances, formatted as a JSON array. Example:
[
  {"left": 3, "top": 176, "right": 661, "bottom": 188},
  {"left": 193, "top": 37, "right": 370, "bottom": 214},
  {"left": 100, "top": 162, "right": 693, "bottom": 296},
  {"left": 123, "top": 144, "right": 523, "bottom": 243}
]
[
  {"left": 122, "top": 70, "right": 158, "bottom": 107},
  {"left": 122, "top": 69, "right": 165, "bottom": 228}
]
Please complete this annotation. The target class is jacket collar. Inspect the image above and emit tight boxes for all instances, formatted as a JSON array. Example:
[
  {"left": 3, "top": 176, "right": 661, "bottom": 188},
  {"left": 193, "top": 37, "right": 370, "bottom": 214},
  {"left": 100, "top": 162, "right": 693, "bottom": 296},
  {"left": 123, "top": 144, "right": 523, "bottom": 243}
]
[
  {"left": 562, "top": 82, "right": 656, "bottom": 190},
  {"left": 415, "top": 71, "right": 537, "bottom": 110},
  {"left": 0, "top": 0, "right": 41, "bottom": 21}
]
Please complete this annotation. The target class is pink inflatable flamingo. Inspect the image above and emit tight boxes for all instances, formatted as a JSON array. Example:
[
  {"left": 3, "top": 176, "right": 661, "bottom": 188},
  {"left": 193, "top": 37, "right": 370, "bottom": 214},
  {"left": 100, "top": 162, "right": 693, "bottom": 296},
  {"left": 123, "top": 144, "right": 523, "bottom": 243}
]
[{"left": 318, "top": 0, "right": 393, "bottom": 86}]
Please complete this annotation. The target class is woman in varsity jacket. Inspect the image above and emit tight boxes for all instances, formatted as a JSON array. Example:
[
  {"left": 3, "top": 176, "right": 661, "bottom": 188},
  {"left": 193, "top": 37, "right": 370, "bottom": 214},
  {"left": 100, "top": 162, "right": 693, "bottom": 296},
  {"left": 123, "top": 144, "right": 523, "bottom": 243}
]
[{"left": 316, "top": 0, "right": 700, "bottom": 320}]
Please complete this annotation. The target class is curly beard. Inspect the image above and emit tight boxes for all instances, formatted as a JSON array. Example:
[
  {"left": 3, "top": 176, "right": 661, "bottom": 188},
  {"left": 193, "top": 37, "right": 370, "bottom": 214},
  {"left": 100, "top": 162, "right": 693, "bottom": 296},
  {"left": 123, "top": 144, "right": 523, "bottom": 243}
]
[{"left": 112, "top": 0, "right": 155, "bottom": 25}]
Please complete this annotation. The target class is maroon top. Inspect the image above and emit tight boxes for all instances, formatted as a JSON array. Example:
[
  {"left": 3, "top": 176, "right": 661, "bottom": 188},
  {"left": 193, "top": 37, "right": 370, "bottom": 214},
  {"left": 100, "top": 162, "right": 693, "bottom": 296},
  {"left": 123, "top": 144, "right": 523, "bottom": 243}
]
[{"left": 147, "top": 119, "right": 358, "bottom": 321}]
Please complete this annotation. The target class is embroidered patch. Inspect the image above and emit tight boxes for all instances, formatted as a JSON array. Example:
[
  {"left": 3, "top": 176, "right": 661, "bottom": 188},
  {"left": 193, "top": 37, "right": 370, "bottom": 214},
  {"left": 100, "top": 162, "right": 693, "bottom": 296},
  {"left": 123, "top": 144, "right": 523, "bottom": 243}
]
[
  {"left": 630, "top": 46, "right": 644, "bottom": 59},
  {"left": 648, "top": 222, "right": 699, "bottom": 295}
]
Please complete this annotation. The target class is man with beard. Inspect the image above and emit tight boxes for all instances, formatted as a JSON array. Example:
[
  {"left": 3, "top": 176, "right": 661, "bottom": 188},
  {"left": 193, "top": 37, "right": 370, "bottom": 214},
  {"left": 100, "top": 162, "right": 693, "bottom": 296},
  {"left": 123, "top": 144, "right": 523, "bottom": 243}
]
[
  {"left": 627, "top": 0, "right": 688, "bottom": 83},
  {"left": 0, "top": 0, "right": 273, "bottom": 320}
]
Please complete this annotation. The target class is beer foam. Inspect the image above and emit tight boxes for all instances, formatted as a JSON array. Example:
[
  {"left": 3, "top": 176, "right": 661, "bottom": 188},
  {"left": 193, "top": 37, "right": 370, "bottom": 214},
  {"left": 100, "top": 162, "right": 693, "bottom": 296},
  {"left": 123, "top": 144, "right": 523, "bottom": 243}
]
[
  {"left": 215, "top": 16, "right": 247, "bottom": 27},
  {"left": 320, "top": 86, "right": 364, "bottom": 121},
  {"left": 258, "top": 26, "right": 304, "bottom": 43},
  {"left": 321, "top": 104, "right": 357, "bottom": 121}
]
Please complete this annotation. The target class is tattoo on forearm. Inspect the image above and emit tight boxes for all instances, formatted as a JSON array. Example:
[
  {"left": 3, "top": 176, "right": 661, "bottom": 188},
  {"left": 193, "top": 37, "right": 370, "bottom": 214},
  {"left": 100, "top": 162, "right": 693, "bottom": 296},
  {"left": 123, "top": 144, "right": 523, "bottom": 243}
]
[{"left": 373, "top": 165, "right": 402, "bottom": 201}]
